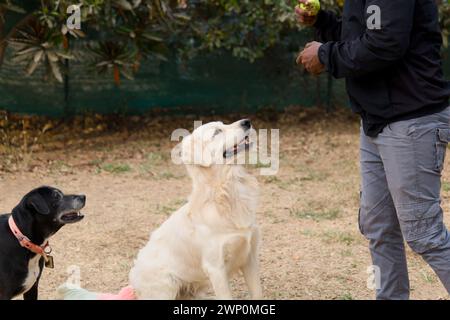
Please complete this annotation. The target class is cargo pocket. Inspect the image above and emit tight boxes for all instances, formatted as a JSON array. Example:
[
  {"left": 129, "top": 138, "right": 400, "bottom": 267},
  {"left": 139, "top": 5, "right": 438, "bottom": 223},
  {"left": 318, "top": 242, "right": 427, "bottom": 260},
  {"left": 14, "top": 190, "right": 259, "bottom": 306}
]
[{"left": 435, "top": 128, "right": 450, "bottom": 172}]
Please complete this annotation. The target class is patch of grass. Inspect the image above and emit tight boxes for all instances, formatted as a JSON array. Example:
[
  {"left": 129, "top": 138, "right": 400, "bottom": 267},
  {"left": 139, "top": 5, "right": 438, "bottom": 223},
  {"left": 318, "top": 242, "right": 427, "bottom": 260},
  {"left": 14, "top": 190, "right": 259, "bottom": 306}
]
[
  {"left": 264, "top": 210, "right": 286, "bottom": 224},
  {"left": 156, "top": 198, "right": 187, "bottom": 216},
  {"left": 147, "top": 151, "right": 168, "bottom": 164},
  {"left": 158, "top": 171, "right": 176, "bottom": 180},
  {"left": 140, "top": 152, "right": 168, "bottom": 173},
  {"left": 255, "top": 160, "right": 272, "bottom": 169},
  {"left": 264, "top": 176, "right": 301, "bottom": 190},
  {"left": 88, "top": 159, "right": 103, "bottom": 167},
  {"left": 321, "top": 231, "right": 355, "bottom": 246},
  {"left": 157, "top": 205, "right": 176, "bottom": 216},
  {"left": 420, "top": 270, "right": 438, "bottom": 284},
  {"left": 443, "top": 181, "right": 450, "bottom": 192},
  {"left": 101, "top": 163, "right": 132, "bottom": 174},
  {"left": 50, "top": 160, "right": 71, "bottom": 172},
  {"left": 300, "top": 229, "right": 315, "bottom": 237},
  {"left": 296, "top": 167, "right": 329, "bottom": 182},
  {"left": 340, "top": 249, "right": 353, "bottom": 257},
  {"left": 156, "top": 171, "right": 185, "bottom": 180},
  {"left": 338, "top": 293, "right": 354, "bottom": 300},
  {"left": 290, "top": 208, "right": 341, "bottom": 222},
  {"left": 263, "top": 176, "right": 282, "bottom": 184},
  {"left": 300, "top": 171, "right": 328, "bottom": 182}
]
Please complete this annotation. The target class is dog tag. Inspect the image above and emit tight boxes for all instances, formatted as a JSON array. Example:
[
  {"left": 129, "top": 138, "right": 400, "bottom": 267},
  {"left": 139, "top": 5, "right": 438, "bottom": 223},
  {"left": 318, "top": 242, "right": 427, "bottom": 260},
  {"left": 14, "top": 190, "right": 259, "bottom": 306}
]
[{"left": 45, "top": 255, "right": 54, "bottom": 269}]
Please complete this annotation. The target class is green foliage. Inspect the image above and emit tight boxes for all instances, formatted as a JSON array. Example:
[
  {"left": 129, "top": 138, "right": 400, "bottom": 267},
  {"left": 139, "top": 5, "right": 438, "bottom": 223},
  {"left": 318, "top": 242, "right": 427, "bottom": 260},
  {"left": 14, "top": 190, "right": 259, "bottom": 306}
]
[
  {"left": 1, "top": 0, "right": 189, "bottom": 82},
  {"left": 439, "top": 1, "right": 450, "bottom": 47},
  {"left": 8, "top": 20, "right": 73, "bottom": 82},
  {"left": 100, "top": 162, "right": 132, "bottom": 173},
  {"left": 1, "top": 0, "right": 449, "bottom": 83},
  {"left": 87, "top": 40, "right": 138, "bottom": 85},
  {"left": 182, "top": 0, "right": 301, "bottom": 62}
]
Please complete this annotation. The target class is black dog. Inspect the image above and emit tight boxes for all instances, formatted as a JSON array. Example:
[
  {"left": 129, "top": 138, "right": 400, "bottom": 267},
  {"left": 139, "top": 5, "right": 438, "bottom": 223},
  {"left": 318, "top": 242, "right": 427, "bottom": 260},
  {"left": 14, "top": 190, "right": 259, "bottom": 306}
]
[{"left": 0, "top": 186, "right": 85, "bottom": 300}]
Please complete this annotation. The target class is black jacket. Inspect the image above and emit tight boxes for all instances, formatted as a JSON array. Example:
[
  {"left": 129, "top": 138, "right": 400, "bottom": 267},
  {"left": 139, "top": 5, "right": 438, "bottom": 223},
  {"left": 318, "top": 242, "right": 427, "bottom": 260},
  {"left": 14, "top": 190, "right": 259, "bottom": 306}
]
[{"left": 316, "top": 0, "right": 450, "bottom": 137}]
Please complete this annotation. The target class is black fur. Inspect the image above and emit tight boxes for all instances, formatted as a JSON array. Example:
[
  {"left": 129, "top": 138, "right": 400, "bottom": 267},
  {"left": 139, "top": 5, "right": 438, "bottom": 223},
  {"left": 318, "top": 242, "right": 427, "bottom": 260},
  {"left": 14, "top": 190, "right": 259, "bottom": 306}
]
[{"left": 0, "top": 186, "right": 85, "bottom": 300}]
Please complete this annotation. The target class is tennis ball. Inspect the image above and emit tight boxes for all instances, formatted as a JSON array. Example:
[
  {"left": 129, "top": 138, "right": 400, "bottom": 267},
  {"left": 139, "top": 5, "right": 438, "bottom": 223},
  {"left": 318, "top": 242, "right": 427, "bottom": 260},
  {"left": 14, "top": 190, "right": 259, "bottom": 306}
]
[{"left": 297, "top": 0, "right": 321, "bottom": 16}]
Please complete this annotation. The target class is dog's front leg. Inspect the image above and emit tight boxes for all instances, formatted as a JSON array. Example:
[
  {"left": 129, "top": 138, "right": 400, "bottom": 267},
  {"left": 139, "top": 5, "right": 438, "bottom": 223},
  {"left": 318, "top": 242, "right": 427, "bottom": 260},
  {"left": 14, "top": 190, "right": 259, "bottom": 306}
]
[
  {"left": 242, "top": 229, "right": 263, "bottom": 299},
  {"left": 23, "top": 280, "right": 39, "bottom": 300},
  {"left": 24, "top": 259, "right": 43, "bottom": 300},
  {"left": 242, "top": 255, "right": 263, "bottom": 300},
  {"left": 203, "top": 263, "right": 233, "bottom": 300}
]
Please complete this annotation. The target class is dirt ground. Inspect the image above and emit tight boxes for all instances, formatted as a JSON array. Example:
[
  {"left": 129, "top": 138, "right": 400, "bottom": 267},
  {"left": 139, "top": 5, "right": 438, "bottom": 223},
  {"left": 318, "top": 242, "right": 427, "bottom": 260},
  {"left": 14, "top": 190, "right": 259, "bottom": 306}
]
[{"left": 1, "top": 108, "right": 449, "bottom": 300}]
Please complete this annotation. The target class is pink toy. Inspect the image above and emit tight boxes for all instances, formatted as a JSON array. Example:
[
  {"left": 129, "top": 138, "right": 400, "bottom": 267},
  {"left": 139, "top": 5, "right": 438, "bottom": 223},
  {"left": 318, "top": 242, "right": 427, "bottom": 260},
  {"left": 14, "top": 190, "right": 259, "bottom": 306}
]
[
  {"left": 98, "top": 286, "right": 136, "bottom": 300},
  {"left": 58, "top": 283, "right": 137, "bottom": 300}
]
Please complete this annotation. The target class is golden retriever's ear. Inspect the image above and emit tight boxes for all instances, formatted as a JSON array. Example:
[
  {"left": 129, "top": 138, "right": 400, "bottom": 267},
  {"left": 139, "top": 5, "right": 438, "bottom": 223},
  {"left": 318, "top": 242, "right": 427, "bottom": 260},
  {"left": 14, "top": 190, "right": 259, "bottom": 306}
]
[{"left": 181, "top": 134, "right": 212, "bottom": 167}]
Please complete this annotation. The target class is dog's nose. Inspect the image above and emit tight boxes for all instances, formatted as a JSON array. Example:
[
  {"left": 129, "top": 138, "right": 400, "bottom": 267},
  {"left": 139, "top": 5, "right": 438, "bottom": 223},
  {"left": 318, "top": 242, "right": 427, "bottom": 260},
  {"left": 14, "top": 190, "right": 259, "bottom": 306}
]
[{"left": 241, "top": 119, "right": 251, "bottom": 130}]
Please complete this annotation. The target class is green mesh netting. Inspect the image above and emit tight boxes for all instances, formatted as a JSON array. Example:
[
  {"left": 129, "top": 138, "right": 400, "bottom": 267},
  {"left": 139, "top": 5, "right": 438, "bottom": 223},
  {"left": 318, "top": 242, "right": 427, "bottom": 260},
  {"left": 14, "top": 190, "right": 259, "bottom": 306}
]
[{"left": 0, "top": 42, "right": 349, "bottom": 116}]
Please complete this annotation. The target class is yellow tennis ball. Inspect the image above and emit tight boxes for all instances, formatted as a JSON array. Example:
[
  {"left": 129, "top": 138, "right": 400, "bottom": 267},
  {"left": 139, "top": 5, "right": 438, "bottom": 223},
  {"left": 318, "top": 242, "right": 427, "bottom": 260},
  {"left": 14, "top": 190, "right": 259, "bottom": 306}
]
[{"left": 298, "top": 0, "right": 321, "bottom": 16}]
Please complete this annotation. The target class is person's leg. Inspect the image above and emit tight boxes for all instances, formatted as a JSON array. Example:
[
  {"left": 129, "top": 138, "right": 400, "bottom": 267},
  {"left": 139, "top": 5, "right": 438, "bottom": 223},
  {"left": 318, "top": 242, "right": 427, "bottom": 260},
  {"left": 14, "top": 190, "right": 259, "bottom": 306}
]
[
  {"left": 375, "top": 108, "right": 450, "bottom": 294},
  {"left": 359, "top": 126, "right": 410, "bottom": 300}
]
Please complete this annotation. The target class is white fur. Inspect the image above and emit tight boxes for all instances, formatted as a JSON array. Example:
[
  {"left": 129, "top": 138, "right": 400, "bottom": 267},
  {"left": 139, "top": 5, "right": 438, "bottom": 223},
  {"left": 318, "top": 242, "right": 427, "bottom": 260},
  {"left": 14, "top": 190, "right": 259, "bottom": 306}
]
[
  {"left": 18, "top": 238, "right": 49, "bottom": 298},
  {"left": 21, "top": 254, "right": 41, "bottom": 295},
  {"left": 129, "top": 120, "right": 262, "bottom": 300}
]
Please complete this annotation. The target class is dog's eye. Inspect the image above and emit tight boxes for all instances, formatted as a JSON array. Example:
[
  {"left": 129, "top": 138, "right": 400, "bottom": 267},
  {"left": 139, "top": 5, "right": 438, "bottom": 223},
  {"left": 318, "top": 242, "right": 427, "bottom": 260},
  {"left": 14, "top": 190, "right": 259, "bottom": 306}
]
[
  {"left": 53, "top": 192, "right": 62, "bottom": 200},
  {"left": 213, "top": 129, "right": 222, "bottom": 137}
]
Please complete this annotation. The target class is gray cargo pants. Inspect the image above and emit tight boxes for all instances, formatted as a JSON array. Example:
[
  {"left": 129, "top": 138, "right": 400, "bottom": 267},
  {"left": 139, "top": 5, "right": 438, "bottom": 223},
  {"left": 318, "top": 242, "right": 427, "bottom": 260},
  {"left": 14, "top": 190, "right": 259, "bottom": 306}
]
[{"left": 359, "top": 107, "right": 450, "bottom": 300}]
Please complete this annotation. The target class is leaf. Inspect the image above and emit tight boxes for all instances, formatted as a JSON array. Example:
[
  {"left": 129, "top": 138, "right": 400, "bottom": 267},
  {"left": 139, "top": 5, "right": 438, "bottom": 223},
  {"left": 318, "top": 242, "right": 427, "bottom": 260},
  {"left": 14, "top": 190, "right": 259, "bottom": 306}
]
[
  {"left": 55, "top": 52, "right": 75, "bottom": 60},
  {"left": 49, "top": 59, "right": 63, "bottom": 83},
  {"left": 33, "top": 50, "right": 44, "bottom": 63},
  {"left": 114, "top": 0, "right": 133, "bottom": 11},
  {"left": 11, "top": 53, "right": 34, "bottom": 63},
  {"left": 120, "top": 67, "right": 134, "bottom": 80},
  {"left": 41, "top": 122, "right": 53, "bottom": 133},
  {"left": 173, "top": 13, "right": 191, "bottom": 21},
  {"left": 8, "top": 38, "right": 37, "bottom": 46},
  {"left": 61, "top": 24, "right": 68, "bottom": 35},
  {"left": 141, "top": 33, "right": 164, "bottom": 42},
  {"left": 96, "top": 61, "right": 111, "bottom": 67},
  {"left": 2, "top": 3, "right": 26, "bottom": 14},
  {"left": 25, "top": 59, "right": 40, "bottom": 75},
  {"left": 47, "top": 51, "right": 59, "bottom": 62},
  {"left": 151, "top": 52, "right": 168, "bottom": 61},
  {"left": 72, "top": 29, "right": 86, "bottom": 38},
  {"left": 15, "top": 47, "right": 40, "bottom": 56}
]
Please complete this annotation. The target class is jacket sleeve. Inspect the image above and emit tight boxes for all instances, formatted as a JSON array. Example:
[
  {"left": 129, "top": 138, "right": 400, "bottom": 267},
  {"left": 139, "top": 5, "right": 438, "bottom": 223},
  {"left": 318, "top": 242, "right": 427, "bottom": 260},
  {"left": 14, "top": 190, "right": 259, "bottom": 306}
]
[
  {"left": 314, "top": 10, "right": 342, "bottom": 42},
  {"left": 318, "top": 0, "right": 415, "bottom": 79}
]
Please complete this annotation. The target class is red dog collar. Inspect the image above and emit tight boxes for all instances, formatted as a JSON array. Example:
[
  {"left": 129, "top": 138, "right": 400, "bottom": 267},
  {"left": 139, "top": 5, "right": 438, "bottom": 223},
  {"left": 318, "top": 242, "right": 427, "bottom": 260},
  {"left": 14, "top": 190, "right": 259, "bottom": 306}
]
[{"left": 8, "top": 216, "right": 51, "bottom": 262}]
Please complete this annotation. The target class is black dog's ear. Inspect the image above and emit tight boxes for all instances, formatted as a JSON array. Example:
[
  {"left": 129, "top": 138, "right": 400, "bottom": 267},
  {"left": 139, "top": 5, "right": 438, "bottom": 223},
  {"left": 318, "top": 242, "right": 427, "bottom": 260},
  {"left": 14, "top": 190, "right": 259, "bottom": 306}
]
[{"left": 27, "top": 193, "right": 50, "bottom": 215}]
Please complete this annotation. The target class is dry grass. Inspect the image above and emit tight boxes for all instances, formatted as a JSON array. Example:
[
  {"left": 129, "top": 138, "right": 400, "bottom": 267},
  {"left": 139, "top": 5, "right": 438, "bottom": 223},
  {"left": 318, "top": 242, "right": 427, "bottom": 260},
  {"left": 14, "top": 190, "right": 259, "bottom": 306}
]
[{"left": 1, "top": 108, "right": 449, "bottom": 300}]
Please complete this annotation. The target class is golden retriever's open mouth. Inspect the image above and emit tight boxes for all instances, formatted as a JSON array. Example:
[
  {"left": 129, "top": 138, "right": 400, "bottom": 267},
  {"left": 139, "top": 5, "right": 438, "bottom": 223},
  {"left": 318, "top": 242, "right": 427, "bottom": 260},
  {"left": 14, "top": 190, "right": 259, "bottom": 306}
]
[{"left": 223, "top": 135, "right": 251, "bottom": 158}]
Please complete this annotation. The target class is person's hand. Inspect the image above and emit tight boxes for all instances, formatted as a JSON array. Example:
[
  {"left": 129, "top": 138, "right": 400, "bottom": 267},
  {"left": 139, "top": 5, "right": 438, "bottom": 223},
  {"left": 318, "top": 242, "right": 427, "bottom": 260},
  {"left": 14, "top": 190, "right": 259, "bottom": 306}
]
[
  {"left": 296, "top": 41, "right": 325, "bottom": 75},
  {"left": 295, "top": 0, "right": 319, "bottom": 27}
]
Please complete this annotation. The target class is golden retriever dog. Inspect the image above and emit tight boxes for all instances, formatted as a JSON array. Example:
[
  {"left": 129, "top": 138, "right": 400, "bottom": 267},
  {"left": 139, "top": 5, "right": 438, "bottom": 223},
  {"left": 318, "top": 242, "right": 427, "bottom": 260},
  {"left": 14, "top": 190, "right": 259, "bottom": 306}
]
[
  {"left": 129, "top": 119, "right": 262, "bottom": 299},
  {"left": 58, "top": 119, "right": 262, "bottom": 300}
]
